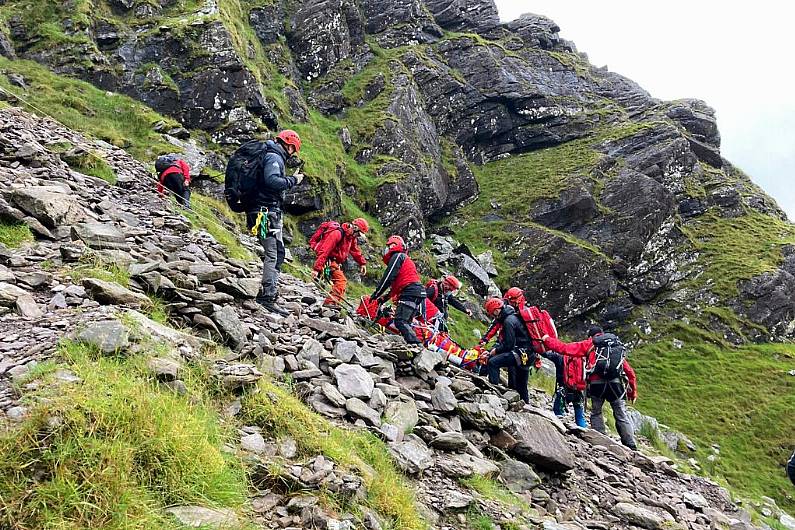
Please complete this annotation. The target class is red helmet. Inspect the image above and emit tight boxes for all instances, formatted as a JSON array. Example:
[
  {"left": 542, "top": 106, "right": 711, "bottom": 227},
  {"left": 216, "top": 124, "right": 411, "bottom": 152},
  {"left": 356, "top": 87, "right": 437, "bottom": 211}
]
[
  {"left": 504, "top": 287, "right": 524, "bottom": 302},
  {"left": 484, "top": 297, "right": 504, "bottom": 316},
  {"left": 276, "top": 129, "right": 302, "bottom": 153},
  {"left": 352, "top": 218, "right": 369, "bottom": 234},
  {"left": 386, "top": 235, "right": 405, "bottom": 253},
  {"left": 442, "top": 275, "right": 462, "bottom": 292}
]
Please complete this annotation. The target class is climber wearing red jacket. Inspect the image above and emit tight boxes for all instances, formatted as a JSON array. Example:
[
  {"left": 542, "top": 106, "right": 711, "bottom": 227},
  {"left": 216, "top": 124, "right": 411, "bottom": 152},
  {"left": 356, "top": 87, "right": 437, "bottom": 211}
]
[
  {"left": 156, "top": 157, "right": 191, "bottom": 208},
  {"left": 309, "top": 218, "right": 368, "bottom": 307},
  {"left": 371, "top": 235, "right": 425, "bottom": 345},
  {"left": 541, "top": 325, "right": 638, "bottom": 450}
]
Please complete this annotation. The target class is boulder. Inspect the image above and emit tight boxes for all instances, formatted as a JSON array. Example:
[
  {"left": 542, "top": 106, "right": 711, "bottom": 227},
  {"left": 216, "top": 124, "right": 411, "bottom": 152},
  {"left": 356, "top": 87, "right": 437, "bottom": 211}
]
[
  {"left": 299, "top": 338, "right": 324, "bottom": 368},
  {"left": 612, "top": 502, "right": 673, "bottom": 530},
  {"left": 82, "top": 278, "right": 150, "bottom": 307},
  {"left": 165, "top": 506, "right": 239, "bottom": 529},
  {"left": 505, "top": 412, "right": 575, "bottom": 472},
  {"left": 0, "top": 282, "right": 27, "bottom": 307},
  {"left": 212, "top": 363, "right": 262, "bottom": 390},
  {"left": 498, "top": 458, "right": 541, "bottom": 493},
  {"left": 147, "top": 357, "right": 182, "bottom": 381},
  {"left": 10, "top": 187, "right": 84, "bottom": 228},
  {"left": 212, "top": 306, "right": 246, "bottom": 350},
  {"left": 431, "top": 382, "right": 458, "bottom": 412},
  {"left": 429, "top": 431, "right": 468, "bottom": 452},
  {"left": 71, "top": 222, "right": 128, "bottom": 250},
  {"left": 345, "top": 397, "right": 381, "bottom": 426},
  {"left": 76, "top": 320, "right": 130, "bottom": 354},
  {"left": 384, "top": 399, "right": 419, "bottom": 433},
  {"left": 332, "top": 340, "right": 358, "bottom": 362},
  {"left": 214, "top": 277, "right": 260, "bottom": 299},
  {"left": 334, "top": 363, "right": 374, "bottom": 399},
  {"left": 389, "top": 436, "right": 433, "bottom": 475}
]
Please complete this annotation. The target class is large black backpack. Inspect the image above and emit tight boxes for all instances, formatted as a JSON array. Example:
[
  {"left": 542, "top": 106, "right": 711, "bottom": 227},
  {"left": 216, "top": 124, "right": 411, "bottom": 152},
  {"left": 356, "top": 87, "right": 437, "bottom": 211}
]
[
  {"left": 588, "top": 333, "right": 626, "bottom": 380},
  {"left": 155, "top": 153, "right": 180, "bottom": 175},
  {"left": 224, "top": 140, "right": 272, "bottom": 213}
]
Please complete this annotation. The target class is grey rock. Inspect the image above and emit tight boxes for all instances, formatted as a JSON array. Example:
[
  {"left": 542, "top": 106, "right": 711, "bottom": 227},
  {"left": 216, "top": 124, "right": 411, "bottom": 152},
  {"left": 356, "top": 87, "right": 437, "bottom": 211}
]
[
  {"left": 456, "top": 395, "right": 508, "bottom": 430},
  {"left": 308, "top": 394, "right": 347, "bottom": 418},
  {"left": 71, "top": 222, "right": 128, "bottom": 250},
  {"left": 214, "top": 277, "right": 260, "bottom": 299},
  {"left": 505, "top": 412, "right": 575, "bottom": 472},
  {"left": 379, "top": 422, "right": 402, "bottom": 442},
  {"left": 498, "top": 458, "right": 541, "bottom": 493},
  {"left": 240, "top": 432, "right": 268, "bottom": 454},
  {"left": 431, "top": 382, "right": 458, "bottom": 412},
  {"left": 334, "top": 363, "right": 374, "bottom": 399},
  {"left": 0, "top": 282, "right": 27, "bottom": 307},
  {"left": 321, "top": 382, "right": 348, "bottom": 408},
  {"left": 389, "top": 436, "right": 433, "bottom": 475},
  {"left": 332, "top": 340, "right": 358, "bottom": 362},
  {"left": 147, "top": 357, "right": 181, "bottom": 381},
  {"left": 612, "top": 502, "right": 673, "bottom": 530},
  {"left": 429, "top": 431, "right": 468, "bottom": 452},
  {"left": 443, "top": 490, "right": 473, "bottom": 511},
  {"left": 345, "top": 397, "right": 381, "bottom": 427},
  {"left": 384, "top": 399, "right": 419, "bottom": 433},
  {"left": 76, "top": 320, "right": 130, "bottom": 354},
  {"left": 212, "top": 306, "right": 246, "bottom": 350},
  {"left": 11, "top": 187, "right": 84, "bottom": 229},
  {"left": 82, "top": 278, "right": 149, "bottom": 307},
  {"left": 165, "top": 506, "right": 239, "bottom": 528},
  {"left": 299, "top": 338, "right": 324, "bottom": 368},
  {"left": 475, "top": 250, "right": 498, "bottom": 277},
  {"left": 15, "top": 294, "right": 42, "bottom": 318},
  {"left": 413, "top": 347, "right": 443, "bottom": 376},
  {"left": 212, "top": 363, "right": 262, "bottom": 390},
  {"left": 369, "top": 387, "right": 387, "bottom": 410}
]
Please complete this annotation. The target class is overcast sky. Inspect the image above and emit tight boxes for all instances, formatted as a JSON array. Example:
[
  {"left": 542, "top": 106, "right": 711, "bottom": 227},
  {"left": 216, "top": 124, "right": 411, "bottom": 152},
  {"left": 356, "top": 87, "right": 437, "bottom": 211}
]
[{"left": 493, "top": 1, "right": 795, "bottom": 219}]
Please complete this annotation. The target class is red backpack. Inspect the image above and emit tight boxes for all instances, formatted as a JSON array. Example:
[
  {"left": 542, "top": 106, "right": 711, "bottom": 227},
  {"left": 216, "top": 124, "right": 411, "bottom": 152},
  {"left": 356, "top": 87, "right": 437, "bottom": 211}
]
[
  {"left": 309, "top": 221, "right": 344, "bottom": 251},
  {"left": 518, "top": 306, "right": 558, "bottom": 354},
  {"left": 562, "top": 354, "right": 587, "bottom": 392}
]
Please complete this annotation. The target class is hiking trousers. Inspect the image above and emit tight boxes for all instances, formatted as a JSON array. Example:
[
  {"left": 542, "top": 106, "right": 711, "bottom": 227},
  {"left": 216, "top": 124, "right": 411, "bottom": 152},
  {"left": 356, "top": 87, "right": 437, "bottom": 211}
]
[
  {"left": 589, "top": 381, "right": 637, "bottom": 449},
  {"left": 324, "top": 262, "right": 347, "bottom": 306},
  {"left": 394, "top": 284, "right": 425, "bottom": 345},
  {"left": 162, "top": 172, "right": 191, "bottom": 208},
  {"left": 487, "top": 351, "right": 530, "bottom": 403},
  {"left": 256, "top": 210, "right": 284, "bottom": 301},
  {"left": 787, "top": 449, "right": 795, "bottom": 486}
]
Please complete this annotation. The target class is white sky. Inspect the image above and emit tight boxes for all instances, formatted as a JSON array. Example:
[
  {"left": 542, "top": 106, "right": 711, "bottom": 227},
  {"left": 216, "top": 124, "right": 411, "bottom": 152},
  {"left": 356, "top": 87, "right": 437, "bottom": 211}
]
[{"left": 493, "top": 1, "right": 795, "bottom": 219}]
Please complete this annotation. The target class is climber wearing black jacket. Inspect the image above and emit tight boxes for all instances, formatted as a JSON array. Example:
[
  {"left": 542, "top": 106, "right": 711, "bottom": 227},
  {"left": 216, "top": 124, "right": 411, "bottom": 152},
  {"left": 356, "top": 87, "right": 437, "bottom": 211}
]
[
  {"left": 425, "top": 275, "right": 471, "bottom": 332},
  {"left": 788, "top": 449, "right": 795, "bottom": 487},
  {"left": 483, "top": 298, "right": 533, "bottom": 403}
]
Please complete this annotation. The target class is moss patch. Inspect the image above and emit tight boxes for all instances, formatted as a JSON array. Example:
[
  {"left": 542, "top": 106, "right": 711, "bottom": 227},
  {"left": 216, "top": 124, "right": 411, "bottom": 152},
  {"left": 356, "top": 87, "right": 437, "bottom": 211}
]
[
  {"left": 0, "top": 220, "right": 34, "bottom": 248},
  {"left": 61, "top": 149, "right": 117, "bottom": 184}
]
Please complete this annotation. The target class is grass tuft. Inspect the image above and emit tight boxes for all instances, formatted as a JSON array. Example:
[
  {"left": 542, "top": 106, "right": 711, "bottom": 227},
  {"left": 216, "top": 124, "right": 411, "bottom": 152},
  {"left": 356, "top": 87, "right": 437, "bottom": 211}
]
[
  {"left": 185, "top": 194, "right": 254, "bottom": 261},
  {"left": 0, "top": 220, "right": 34, "bottom": 248},
  {"left": 68, "top": 253, "right": 131, "bottom": 287}
]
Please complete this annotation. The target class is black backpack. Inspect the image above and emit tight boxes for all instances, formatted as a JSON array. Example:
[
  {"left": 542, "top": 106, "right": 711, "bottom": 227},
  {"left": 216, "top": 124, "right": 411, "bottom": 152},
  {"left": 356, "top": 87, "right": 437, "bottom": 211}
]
[
  {"left": 155, "top": 153, "right": 180, "bottom": 175},
  {"left": 588, "top": 333, "right": 626, "bottom": 380},
  {"left": 224, "top": 140, "right": 272, "bottom": 213}
]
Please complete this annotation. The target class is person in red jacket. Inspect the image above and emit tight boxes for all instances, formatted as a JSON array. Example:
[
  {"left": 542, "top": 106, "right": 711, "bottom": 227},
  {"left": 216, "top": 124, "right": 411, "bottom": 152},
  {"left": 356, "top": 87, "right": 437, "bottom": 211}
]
[
  {"left": 541, "top": 325, "right": 639, "bottom": 450},
  {"left": 371, "top": 235, "right": 425, "bottom": 345},
  {"left": 309, "top": 218, "right": 369, "bottom": 308},
  {"left": 478, "top": 286, "right": 525, "bottom": 348},
  {"left": 157, "top": 157, "right": 191, "bottom": 208}
]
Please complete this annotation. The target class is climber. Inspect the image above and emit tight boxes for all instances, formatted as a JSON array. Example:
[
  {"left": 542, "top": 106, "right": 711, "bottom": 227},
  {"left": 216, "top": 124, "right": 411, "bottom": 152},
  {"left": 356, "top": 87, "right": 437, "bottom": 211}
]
[
  {"left": 788, "top": 449, "right": 795, "bottom": 486},
  {"left": 309, "top": 218, "right": 369, "bottom": 308},
  {"left": 245, "top": 130, "right": 304, "bottom": 316},
  {"left": 541, "top": 326, "right": 638, "bottom": 450},
  {"left": 425, "top": 274, "right": 472, "bottom": 332},
  {"left": 370, "top": 235, "right": 426, "bottom": 346},
  {"left": 542, "top": 350, "right": 587, "bottom": 428},
  {"left": 482, "top": 297, "right": 534, "bottom": 404},
  {"left": 504, "top": 286, "right": 526, "bottom": 312},
  {"left": 155, "top": 154, "right": 191, "bottom": 208},
  {"left": 477, "top": 286, "right": 523, "bottom": 348}
]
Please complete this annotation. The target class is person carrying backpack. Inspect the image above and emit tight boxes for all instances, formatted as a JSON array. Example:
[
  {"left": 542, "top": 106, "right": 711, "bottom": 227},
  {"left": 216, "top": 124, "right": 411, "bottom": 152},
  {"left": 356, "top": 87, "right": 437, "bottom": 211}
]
[
  {"left": 483, "top": 297, "right": 534, "bottom": 404},
  {"left": 425, "top": 275, "right": 472, "bottom": 332},
  {"left": 155, "top": 154, "right": 191, "bottom": 208},
  {"left": 226, "top": 130, "right": 304, "bottom": 316},
  {"left": 788, "top": 449, "right": 795, "bottom": 486},
  {"left": 541, "top": 350, "right": 587, "bottom": 428},
  {"left": 370, "top": 235, "right": 426, "bottom": 346},
  {"left": 309, "top": 218, "right": 369, "bottom": 308},
  {"left": 541, "top": 325, "right": 638, "bottom": 450}
]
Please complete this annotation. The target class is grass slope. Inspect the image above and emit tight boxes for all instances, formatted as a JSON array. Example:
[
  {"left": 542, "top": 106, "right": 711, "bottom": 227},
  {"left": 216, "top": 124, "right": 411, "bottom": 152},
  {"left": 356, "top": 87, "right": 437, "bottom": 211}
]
[{"left": 633, "top": 337, "right": 795, "bottom": 511}]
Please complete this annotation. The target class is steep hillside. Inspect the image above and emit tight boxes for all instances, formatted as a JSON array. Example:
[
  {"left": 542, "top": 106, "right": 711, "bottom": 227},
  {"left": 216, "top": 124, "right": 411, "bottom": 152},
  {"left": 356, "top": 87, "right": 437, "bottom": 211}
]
[
  {"left": 0, "top": 0, "right": 794, "bottom": 520},
  {"left": 0, "top": 104, "right": 789, "bottom": 530}
]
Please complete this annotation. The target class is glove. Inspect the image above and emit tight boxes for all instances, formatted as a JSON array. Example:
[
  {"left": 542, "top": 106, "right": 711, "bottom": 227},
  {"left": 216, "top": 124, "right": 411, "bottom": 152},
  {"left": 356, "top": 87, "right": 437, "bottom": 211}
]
[
  {"left": 359, "top": 265, "right": 367, "bottom": 275},
  {"left": 466, "top": 309, "right": 473, "bottom": 317},
  {"left": 311, "top": 270, "right": 319, "bottom": 280},
  {"left": 293, "top": 170, "right": 305, "bottom": 185}
]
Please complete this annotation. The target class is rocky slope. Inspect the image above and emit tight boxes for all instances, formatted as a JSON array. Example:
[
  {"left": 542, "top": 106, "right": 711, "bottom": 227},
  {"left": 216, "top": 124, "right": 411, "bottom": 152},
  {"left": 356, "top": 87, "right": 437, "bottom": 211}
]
[{"left": 1, "top": 105, "right": 790, "bottom": 530}]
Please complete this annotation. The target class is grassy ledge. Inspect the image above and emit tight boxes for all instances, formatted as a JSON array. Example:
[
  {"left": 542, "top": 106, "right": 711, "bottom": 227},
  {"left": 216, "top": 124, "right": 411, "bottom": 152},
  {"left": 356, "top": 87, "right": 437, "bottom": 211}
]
[{"left": 0, "top": 220, "right": 34, "bottom": 248}]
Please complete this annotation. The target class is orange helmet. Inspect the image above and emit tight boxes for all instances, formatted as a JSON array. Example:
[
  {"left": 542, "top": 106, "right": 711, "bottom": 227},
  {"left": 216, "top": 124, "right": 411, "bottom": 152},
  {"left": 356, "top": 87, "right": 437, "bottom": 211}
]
[
  {"left": 484, "top": 297, "right": 504, "bottom": 316},
  {"left": 352, "top": 217, "right": 369, "bottom": 234},
  {"left": 442, "top": 275, "right": 462, "bottom": 292},
  {"left": 276, "top": 129, "right": 302, "bottom": 153}
]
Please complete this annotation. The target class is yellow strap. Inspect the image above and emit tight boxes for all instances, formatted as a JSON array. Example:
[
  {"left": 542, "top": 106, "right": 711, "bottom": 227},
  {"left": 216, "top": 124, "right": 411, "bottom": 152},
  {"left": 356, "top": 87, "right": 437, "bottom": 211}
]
[{"left": 250, "top": 211, "right": 264, "bottom": 236}]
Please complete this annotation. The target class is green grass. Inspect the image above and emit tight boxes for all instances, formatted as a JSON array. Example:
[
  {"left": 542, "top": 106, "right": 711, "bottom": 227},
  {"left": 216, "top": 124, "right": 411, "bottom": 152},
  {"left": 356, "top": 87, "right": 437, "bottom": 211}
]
[
  {"left": 0, "top": 340, "right": 247, "bottom": 530},
  {"left": 242, "top": 380, "right": 427, "bottom": 530},
  {"left": 0, "top": 58, "right": 178, "bottom": 161},
  {"left": 0, "top": 220, "right": 34, "bottom": 247},
  {"left": 460, "top": 475, "right": 527, "bottom": 509},
  {"left": 60, "top": 149, "right": 117, "bottom": 184},
  {"left": 68, "top": 253, "right": 131, "bottom": 287},
  {"left": 146, "top": 295, "right": 169, "bottom": 325},
  {"left": 633, "top": 338, "right": 795, "bottom": 511},
  {"left": 679, "top": 208, "right": 795, "bottom": 297},
  {"left": 186, "top": 195, "right": 254, "bottom": 261}
]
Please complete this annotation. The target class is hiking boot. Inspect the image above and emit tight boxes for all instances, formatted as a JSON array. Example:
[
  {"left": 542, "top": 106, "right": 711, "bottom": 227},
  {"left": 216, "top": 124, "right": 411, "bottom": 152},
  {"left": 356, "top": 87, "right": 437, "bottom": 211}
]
[{"left": 256, "top": 296, "right": 289, "bottom": 317}]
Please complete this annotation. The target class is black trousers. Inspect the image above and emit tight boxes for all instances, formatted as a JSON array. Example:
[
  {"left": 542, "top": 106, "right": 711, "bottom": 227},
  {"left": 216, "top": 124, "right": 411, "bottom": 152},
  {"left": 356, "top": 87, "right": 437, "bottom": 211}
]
[
  {"left": 788, "top": 449, "right": 795, "bottom": 486},
  {"left": 394, "top": 283, "right": 425, "bottom": 345},
  {"left": 163, "top": 172, "right": 190, "bottom": 207}
]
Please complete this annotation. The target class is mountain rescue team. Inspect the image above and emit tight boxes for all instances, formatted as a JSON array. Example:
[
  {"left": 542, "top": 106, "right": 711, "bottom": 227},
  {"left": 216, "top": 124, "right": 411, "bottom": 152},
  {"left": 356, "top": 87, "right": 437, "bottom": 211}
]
[{"left": 158, "top": 129, "right": 645, "bottom": 449}]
